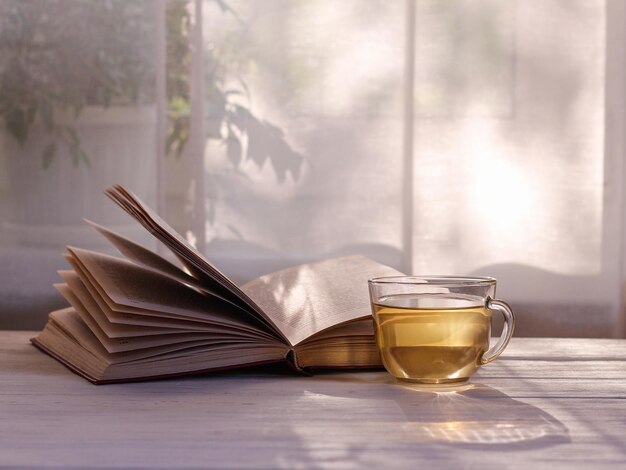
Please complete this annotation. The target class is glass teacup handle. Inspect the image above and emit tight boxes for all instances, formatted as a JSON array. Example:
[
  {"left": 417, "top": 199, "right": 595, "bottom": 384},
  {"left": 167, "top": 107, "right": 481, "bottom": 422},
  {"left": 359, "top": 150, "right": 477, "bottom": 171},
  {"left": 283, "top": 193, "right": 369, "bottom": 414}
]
[{"left": 481, "top": 298, "right": 516, "bottom": 364}]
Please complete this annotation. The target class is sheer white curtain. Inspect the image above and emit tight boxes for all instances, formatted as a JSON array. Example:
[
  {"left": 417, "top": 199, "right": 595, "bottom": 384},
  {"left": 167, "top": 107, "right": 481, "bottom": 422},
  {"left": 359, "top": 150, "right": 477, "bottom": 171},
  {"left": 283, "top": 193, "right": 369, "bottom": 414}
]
[{"left": 0, "top": 0, "right": 623, "bottom": 338}]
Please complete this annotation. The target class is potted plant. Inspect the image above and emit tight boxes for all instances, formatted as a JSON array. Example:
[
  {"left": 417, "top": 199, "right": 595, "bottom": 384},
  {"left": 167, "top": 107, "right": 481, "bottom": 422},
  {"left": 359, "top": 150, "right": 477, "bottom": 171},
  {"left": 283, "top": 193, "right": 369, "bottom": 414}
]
[
  {"left": 0, "top": 0, "right": 303, "bottom": 246},
  {"left": 0, "top": 0, "right": 158, "bottom": 248}
]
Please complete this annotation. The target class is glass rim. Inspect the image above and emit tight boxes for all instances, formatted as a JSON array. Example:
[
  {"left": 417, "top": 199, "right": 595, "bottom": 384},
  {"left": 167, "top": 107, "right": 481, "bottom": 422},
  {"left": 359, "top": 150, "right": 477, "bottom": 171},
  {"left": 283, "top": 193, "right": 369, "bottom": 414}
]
[{"left": 368, "top": 275, "right": 496, "bottom": 287}]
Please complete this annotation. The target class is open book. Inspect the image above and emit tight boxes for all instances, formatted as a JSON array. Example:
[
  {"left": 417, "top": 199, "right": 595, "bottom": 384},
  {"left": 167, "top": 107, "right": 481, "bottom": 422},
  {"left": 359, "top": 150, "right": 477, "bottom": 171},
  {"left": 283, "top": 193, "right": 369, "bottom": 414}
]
[{"left": 32, "top": 185, "right": 402, "bottom": 384}]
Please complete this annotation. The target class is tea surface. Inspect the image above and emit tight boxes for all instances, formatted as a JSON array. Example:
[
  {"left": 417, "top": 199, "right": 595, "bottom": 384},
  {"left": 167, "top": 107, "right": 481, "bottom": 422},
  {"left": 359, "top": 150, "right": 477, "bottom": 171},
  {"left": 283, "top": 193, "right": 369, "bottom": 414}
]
[{"left": 373, "top": 294, "right": 491, "bottom": 382}]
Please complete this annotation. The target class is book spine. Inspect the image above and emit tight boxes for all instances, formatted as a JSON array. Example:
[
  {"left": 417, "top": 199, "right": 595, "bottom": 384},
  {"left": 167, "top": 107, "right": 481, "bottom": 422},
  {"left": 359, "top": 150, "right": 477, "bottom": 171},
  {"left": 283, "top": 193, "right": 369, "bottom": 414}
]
[{"left": 285, "top": 349, "right": 312, "bottom": 376}]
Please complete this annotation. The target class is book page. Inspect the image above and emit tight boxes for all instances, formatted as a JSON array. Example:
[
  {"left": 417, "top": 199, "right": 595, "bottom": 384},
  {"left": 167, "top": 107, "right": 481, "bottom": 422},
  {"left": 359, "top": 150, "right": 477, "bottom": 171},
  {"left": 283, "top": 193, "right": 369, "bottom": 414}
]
[
  {"left": 55, "top": 282, "right": 270, "bottom": 354},
  {"left": 65, "top": 254, "right": 222, "bottom": 324},
  {"left": 85, "top": 220, "right": 189, "bottom": 282},
  {"left": 48, "top": 307, "right": 111, "bottom": 360},
  {"left": 298, "top": 318, "right": 375, "bottom": 343},
  {"left": 241, "top": 255, "right": 402, "bottom": 346},
  {"left": 58, "top": 271, "right": 213, "bottom": 332},
  {"left": 66, "top": 246, "right": 281, "bottom": 339},
  {"left": 104, "top": 185, "right": 287, "bottom": 342},
  {"left": 85, "top": 220, "right": 253, "bottom": 310},
  {"left": 36, "top": 309, "right": 287, "bottom": 378},
  {"left": 58, "top": 272, "right": 211, "bottom": 336}
]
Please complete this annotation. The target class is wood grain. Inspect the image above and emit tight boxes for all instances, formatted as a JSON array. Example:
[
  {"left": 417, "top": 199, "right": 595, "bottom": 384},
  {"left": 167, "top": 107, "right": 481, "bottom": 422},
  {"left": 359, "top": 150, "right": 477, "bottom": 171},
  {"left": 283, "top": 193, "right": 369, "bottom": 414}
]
[{"left": 1, "top": 333, "right": 625, "bottom": 469}]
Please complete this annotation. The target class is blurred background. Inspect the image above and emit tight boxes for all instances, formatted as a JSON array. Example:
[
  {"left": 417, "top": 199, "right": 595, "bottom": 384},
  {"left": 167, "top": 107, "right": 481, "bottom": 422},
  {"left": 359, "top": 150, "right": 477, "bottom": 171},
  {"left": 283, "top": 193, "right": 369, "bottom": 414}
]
[{"left": 0, "top": 0, "right": 623, "bottom": 338}]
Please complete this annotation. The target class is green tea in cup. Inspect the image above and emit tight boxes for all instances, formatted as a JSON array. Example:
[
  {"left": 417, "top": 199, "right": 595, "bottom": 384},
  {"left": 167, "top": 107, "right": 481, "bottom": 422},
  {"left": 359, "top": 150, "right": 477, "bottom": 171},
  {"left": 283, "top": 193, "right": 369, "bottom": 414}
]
[{"left": 369, "top": 277, "right": 515, "bottom": 384}]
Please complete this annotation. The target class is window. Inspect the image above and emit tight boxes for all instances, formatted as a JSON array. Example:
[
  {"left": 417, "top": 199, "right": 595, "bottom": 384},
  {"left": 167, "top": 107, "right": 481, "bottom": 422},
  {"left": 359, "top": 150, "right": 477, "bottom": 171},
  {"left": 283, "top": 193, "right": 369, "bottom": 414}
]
[{"left": 0, "top": 0, "right": 622, "bottom": 337}]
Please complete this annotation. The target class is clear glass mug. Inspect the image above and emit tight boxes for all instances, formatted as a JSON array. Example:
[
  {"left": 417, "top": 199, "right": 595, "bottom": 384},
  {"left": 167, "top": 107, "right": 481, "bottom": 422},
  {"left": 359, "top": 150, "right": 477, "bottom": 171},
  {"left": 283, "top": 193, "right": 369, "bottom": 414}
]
[{"left": 368, "top": 276, "right": 515, "bottom": 384}]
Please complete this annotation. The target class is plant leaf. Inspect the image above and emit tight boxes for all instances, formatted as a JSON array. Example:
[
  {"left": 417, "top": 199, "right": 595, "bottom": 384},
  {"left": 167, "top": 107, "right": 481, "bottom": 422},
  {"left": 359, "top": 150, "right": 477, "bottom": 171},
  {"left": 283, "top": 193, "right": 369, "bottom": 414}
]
[
  {"left": 70, "top": 146, "right": 90, "bottom": 168},
  {"left": 40, "top": 98, "right": 54, "bottom": 133},
  {"left": 226, "top": 135, "right": 242, "bottom": 167},
  {"left": 65, "top": 126, "right": 80, "bottom": 145},
  {"left": 42, "top": 142, "right": 56, "bottom": 169}
]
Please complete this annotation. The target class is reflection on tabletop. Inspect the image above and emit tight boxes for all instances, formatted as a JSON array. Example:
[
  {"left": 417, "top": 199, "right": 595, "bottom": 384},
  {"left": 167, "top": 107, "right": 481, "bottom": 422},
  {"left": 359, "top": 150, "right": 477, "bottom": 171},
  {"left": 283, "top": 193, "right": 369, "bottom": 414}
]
[{"left": 306, "top": 373, "right": 570, "bottom": 449}]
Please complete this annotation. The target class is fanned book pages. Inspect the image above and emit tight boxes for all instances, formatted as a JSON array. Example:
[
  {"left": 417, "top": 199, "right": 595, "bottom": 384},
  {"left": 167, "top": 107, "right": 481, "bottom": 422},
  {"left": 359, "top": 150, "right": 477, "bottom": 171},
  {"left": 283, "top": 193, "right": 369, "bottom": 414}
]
[{"left": 31, "top": 185, "right": 402, "bottom": 384}]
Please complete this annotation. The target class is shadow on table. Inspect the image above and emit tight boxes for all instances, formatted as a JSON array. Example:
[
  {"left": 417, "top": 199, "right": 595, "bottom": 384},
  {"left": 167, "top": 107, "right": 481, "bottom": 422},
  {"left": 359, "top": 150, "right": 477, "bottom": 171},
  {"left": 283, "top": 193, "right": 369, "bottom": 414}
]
[{"left": 307, "top": 374, "right": 570, "bottom": 450}]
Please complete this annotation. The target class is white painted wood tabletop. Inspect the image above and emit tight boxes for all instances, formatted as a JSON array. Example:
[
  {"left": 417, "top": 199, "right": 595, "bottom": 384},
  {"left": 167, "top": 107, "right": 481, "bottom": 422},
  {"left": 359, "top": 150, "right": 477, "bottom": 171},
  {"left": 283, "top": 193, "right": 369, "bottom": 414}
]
[{"left": 1, "top": 332, "right": 625, "bottom": 469}]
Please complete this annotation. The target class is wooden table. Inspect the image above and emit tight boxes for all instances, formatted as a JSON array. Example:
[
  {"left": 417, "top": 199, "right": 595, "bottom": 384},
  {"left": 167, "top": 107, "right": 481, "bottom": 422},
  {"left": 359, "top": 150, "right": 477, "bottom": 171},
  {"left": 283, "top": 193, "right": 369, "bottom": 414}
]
[{"left": 1, "top": 333, "right": 625, "bottom": 469}]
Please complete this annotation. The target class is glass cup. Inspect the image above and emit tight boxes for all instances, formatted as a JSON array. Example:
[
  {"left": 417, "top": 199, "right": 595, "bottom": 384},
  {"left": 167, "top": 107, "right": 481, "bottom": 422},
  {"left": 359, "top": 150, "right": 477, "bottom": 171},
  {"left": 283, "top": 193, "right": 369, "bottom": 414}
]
[{"left": 368, "top": 276, "right": 515, "bottom": 384}]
